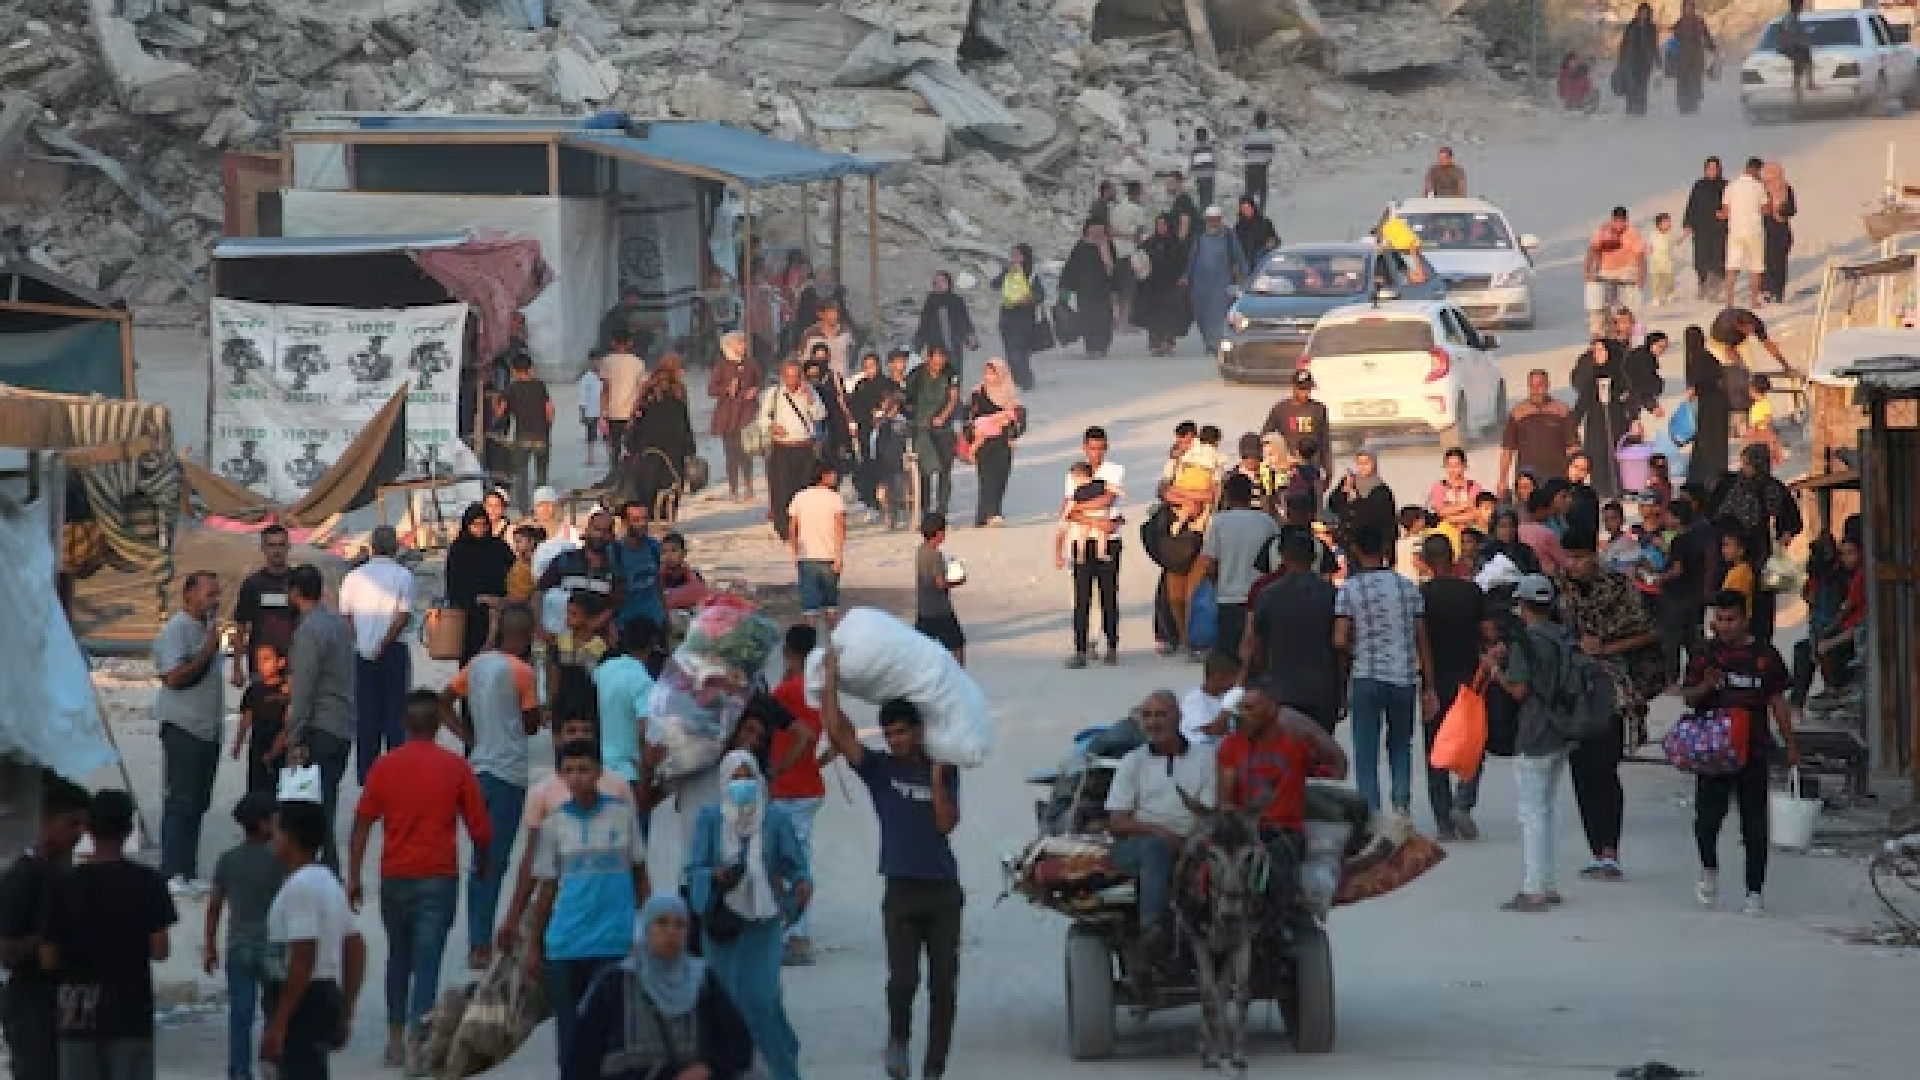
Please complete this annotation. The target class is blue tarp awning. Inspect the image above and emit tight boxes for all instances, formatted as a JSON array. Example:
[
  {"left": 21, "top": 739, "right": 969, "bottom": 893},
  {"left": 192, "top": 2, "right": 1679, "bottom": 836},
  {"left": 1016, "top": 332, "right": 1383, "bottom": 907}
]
[{"left": 562, "top": 123, "right": 884, "bottom": 190}]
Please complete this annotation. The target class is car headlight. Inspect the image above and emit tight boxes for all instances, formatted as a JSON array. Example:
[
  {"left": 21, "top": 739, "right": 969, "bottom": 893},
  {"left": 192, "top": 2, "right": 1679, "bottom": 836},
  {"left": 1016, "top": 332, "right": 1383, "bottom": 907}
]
[
  {"left": 1228, "top": 310, "right": 1250, "bottom": 333},
  {"left": 1493, "top": 267, "right": 1531, "bottom": 288}
]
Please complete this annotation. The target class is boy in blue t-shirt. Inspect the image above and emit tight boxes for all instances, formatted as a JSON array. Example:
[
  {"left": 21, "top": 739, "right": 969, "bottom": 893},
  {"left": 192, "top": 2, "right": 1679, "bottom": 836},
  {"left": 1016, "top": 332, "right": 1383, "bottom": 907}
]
[{"left": 527, "top": 739, "right": 648, "bottom": 1071}]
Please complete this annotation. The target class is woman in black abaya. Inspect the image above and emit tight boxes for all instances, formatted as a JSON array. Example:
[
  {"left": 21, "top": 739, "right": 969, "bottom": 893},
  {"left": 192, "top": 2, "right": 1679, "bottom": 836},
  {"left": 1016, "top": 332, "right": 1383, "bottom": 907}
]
[
  {"left": 1683, "top": 324, "right": 1731, "bottom": 487},
  {"left": 1061, "top": 219, "right": 1118, "bottom": 359},
  {"left": 1570, "top": 337, "right": 1636, "bottom": 498},
  {"left": 1682, "top": 157, "right": 1728, "bottom": 300}
]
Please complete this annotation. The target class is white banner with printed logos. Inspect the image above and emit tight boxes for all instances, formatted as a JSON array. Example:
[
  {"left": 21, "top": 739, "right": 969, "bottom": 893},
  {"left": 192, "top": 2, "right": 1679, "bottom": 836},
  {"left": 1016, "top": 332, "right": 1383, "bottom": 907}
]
[{"left": 208, "top": 300, "right": 472, "bottom": 504}]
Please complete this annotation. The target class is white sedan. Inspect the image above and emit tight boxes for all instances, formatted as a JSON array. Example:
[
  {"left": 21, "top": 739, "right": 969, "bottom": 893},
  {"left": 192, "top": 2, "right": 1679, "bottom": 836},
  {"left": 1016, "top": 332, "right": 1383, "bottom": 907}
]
[
  {"left": 1301, "top": 300, "right": 1508, "bottom": 444},
  {"left": 1377, "top": 197, "right": 1539, "bottom": 328}
]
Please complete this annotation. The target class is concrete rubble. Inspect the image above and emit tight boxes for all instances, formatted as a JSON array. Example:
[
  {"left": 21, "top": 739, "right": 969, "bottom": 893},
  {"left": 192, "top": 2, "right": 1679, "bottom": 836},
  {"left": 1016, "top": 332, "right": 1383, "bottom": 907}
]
[{"left": 0, "top": 0, "right": 1780, "bottom": 332}]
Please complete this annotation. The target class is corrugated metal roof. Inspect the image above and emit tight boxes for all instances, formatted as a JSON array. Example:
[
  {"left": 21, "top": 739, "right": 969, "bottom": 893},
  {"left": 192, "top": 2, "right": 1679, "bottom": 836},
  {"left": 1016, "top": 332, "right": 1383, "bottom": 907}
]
[
  {"left": 211, "top": 233, "right": 473, "bottom": 259},
  {"left": 563, "top": 123, "right": 884, "bottom": 190}
]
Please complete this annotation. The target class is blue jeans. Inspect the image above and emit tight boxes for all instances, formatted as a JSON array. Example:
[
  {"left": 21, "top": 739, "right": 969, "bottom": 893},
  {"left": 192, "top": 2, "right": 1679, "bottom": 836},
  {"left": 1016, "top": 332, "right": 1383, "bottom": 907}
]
[
  {"left": 777, "top": 797, "right": 822, "bottom": 941},
  {"left": 355, "top": 641, "right": 411, "bottom": 784},
  {"left": 224, "top": 941, "right": 269, "bottom": 1080},
  {"left": 1108, "top": 833, "right": 1176, "bottom": 930},
  {"left": 469, "top": 774, "right": 525, "bottom": 955},
  {"left": 1424, "top": 680, "right": 1482, "bottom": 825},
  {"left": 381, "top": 877, "right": 458, "bottom": 1033},
  {"left": 1349, "top": 677, "right": 1418, "bottom": 813},
  {"left": 160, "top": 724, "right": 219, "bottom": 881},
  {"left": 796, "top": 559, "right": 840, "bottom": 613}
]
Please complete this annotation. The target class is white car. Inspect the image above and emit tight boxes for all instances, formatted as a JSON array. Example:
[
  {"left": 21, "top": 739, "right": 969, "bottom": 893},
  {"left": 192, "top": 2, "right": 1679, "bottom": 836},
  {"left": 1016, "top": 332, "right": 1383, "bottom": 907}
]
[
  {"left": 1301, "top": 300, "right": 1507, "bottom": 443},
  {"left": 1741, "top": 7, "right": 1920, "bottom": 121},
  {"left": 1377, "top": 198, "right": 1538, "bottom": 329}
]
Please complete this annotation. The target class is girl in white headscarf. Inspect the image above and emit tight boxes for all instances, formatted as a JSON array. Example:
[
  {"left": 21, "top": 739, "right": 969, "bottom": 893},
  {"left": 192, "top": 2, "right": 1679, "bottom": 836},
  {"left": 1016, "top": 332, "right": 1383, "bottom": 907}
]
[
  {"left": 567, "top": 892, "right": 753, "bottom": 1080},
  {"left": 686, "top": 750, "right": 811, "bottom": 1080}
]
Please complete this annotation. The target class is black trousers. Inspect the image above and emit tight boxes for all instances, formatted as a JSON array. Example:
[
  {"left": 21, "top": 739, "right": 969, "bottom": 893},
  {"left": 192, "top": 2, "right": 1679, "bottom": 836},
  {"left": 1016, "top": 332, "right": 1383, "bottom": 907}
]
[
  {"left": 1569, "top": 723, "right": 1624, "bottom": 860},
  {"left": 767, "top": 443, "right": 817, "bottom": 540},
  {"left": 919, "top": 429, "right": 956, "bottom": 517},
  {"left": 1696, "top": 758, "right": 1770, "bottom": 893},
  {"left": 1752, "top": 589, "right": 1778, "bottom": 648},
  {"left": 882, "top": 879, "right": 963, "bottom": 1076},
  {"left": 1, "top": 984, "right": 56, "bottom": 1080},
  {"left": 1071, "top": 543, "right": 1121, "bottom": 653},
  {"left": 1196, "top": 175, "right": 1216, "bottom": 208},
  {"left": 973, "top": 437, "right": 1012, "bottom": 525},
  {"left": 1245, "top": 163, "right": 1269, "bottom": 212},
  {"left": 1215, "top": 601, "right": 1248, "bottom": 661},
  {"left": 263, "top": 979, "right": 343, "bottom": 1080}
]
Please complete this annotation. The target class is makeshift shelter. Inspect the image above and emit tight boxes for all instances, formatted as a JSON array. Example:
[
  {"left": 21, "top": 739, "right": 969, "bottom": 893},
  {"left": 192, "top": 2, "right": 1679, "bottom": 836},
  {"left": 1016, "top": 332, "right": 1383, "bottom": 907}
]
[
  {"left": 277, "top": 112, "right": 888, "bottom": 382},
  {"left": 1801, "top": 253, "right": 1920, "bottom": 531},
  {"left": 0, "top": 261, "right": 135, "bottom": 399}
]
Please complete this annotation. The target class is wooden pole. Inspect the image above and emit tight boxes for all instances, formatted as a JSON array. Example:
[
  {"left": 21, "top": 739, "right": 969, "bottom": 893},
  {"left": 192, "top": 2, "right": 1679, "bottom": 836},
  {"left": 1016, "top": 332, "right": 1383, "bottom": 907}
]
[
  {"left": 204, "top": 261, "right": 218, "bottom": 464},
  {"left": 547, "top": 139, "right": 562, "bottom": 197},
  {"left": 1183, "top": 0, "right": 1220, "bottom": 69},
  {"left": 831, "top": 178, "right": 844, "bottom": 286},
  {"left": 867, "top": 173, "right": 880, "bottom": 336},
  {"left": 742, "top": 186, "right": 757, "bottom": 360}
]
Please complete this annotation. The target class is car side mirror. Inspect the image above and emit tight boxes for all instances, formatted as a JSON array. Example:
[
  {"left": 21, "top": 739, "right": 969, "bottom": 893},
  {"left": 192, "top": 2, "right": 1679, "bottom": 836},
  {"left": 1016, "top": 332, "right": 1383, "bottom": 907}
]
[
  {"left": 1519, "top": 234, "right": 1540, "bottom": 252},
  {"left": 1481, "top": 333, "right": 1501, "bottom": 350}
]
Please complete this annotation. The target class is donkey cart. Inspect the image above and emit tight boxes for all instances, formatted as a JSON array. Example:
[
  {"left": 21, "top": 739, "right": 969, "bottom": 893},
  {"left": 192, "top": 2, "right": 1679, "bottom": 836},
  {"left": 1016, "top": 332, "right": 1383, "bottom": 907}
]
[{"left": 1055, "top": 874, "right": 1335, "bottom": 1061}]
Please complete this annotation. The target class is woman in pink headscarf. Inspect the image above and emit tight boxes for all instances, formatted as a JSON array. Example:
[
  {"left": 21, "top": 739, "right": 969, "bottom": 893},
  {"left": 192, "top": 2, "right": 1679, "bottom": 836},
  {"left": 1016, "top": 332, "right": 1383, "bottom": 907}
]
[
  {"left": 1760, "top": 162, "right": 1797, "bottom": 305},
  {"left": 964, "top": 357, "right": 1027, "bottom": 527}
]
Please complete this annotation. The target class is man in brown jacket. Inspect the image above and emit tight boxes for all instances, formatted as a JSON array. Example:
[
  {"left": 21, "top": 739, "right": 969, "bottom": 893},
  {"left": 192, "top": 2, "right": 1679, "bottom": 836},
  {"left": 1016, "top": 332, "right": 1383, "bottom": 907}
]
[{"left": 1498, "top": 369, "right": 1580, "bottom": 499}]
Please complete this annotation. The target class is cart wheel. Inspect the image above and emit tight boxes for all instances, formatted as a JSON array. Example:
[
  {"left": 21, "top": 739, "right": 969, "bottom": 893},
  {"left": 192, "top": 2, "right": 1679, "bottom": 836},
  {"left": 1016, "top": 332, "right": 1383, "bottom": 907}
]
[
  {"left": 1065, "top": 924, "right": 1117, "bottom": 1060},
  {"left": 1288, "top": 922, "right": 1336, "bottom": 1054}
]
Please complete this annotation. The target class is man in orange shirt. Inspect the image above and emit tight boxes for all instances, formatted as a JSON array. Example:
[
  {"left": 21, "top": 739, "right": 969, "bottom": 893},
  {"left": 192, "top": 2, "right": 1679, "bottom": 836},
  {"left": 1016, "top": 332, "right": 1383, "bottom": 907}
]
[
  {"left": 1215, "top": 683, "right": 1348, "bottom": 907},
  {"left": 768, "top": 623, "right": 826, "bottom": 965},
  {"left": 346, "top": 691, "right": 492, "bottom": 1073},
  {"left": 1583, "top": 207, "right": 1646, "bottom": 337}
]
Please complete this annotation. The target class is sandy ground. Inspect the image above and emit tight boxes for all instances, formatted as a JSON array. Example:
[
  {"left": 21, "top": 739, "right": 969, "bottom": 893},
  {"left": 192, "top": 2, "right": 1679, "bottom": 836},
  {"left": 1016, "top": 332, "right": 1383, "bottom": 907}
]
[{"left": 95, "top": 82, "right": 1920, "bottom": 1080}]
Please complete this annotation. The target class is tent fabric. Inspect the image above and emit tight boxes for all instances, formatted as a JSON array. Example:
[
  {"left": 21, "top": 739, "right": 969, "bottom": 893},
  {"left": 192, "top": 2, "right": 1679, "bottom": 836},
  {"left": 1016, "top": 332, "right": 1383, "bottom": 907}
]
[
  {"left": 1808, "top": 327, "right": 1920, "bottom": 388},
  {"left": 213, "top": 233, "right": 472, "bottom": 259},
  {"left": 0, "top": 385, "right": 179, "bottom": 583},
  {"left": 182, "top": 383, "right": 410, "bottom": 528},
  {"left": 563, "top": 124, "right": 884, "bottom": 190},
  {"left": 0, "top": 319, "right": 128, "bottom": 398},
  {"left": 410, "top": 230, "right": 553, "bottom": 365}
]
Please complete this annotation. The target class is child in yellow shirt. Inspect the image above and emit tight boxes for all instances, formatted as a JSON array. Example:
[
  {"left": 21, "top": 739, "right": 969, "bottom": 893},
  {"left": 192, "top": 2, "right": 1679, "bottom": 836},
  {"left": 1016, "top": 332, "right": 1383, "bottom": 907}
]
[
  {"left": 505, "top": 524, "right": 543, "bottom": 605},
  {"left": 1719, "top": 529, "right": 1756, "bottom": 623},
  {"left": 1746, "top": 374, "right": 1785, "bottom": 467},
  {"left": 1165, "top": 425, "right": 1226, "bottom": 535}
]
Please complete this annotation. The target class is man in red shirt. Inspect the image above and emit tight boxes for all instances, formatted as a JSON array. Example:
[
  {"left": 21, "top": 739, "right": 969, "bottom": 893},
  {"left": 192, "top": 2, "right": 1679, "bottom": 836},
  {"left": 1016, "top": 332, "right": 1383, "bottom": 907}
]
[
  {"left": 1215, "top": 683, "right": 1348, "bottom": 906},
  {"left": 768, "top": 623, "right": 827, "bottom": 965},
  {"left": 346, "top": 691, "right": 492, "bottom": 1071}
]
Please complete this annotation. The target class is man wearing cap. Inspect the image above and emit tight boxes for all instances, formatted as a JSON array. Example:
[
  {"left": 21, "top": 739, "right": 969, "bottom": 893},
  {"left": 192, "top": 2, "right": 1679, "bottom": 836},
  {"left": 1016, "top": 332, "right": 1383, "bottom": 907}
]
[
  {"left": 1182, "top": 205, "right": 1249, "bottom": 357},
  {"left": 1481, "top": 573, "right": 1577, "bottom": 912},
  {"left": 1261, "top": 369, "right": 1333, "bottom": 485},
  {"left": 339, "top": 527, "right": 416, "bottom": 783}
]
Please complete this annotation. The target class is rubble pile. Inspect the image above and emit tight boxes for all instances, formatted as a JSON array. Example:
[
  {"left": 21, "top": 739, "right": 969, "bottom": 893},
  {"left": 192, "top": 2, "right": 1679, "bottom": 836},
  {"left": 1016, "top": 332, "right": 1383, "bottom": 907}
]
[{"left": 1, "top": 0, "right": 1539, "bottom": 329}]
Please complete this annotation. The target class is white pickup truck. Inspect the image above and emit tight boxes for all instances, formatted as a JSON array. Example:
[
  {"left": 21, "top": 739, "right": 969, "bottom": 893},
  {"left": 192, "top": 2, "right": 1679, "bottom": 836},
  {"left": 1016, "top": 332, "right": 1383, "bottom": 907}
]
[{"left": 1740, "top": 6, "right": 1920, "bottom": 121}]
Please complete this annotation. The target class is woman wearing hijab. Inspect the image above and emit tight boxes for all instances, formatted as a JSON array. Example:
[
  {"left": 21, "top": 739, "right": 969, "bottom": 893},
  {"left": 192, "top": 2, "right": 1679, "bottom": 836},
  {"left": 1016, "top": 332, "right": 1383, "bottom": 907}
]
[
  {"left": 1570, "top": 337, "right": 1635, "bottom": 497},
  {"left": 1709, "top": 442, "right": 1804, "bottom": 645},
  {"left": 446, "top": 502, "right": 514, "bottom": 666},
  {"left": 1670, "top": 0, "right": 1716, "bottom": 114},
  {"left": 803, "top": 343, "right": 857, "bottom": 480},
  {"left": 1682, "top": 158, "right": 1729, "bottom": 300},
  {"left": 686, "top": 751, "right": 809, "bottom": 1080},
  {"left": 1061, "top": 220, "right": 1119, "bottom": 359},
  {"left": 1327, "top": 447, "right": 1397, "bottom": 540},
  {"left": 1485, "top": 506, "right": 1541, "bottom": 574},
  {"left": 1616, "top": 3, "right": 1659, "bottom": 116},
  {"left": 1761, "top": 162, "right": 1798, "bottom": 305},
  {"left": 482, "top": 488, "right": 513, "bottom": 539},
  {"left": 964, "top": 357, "right": 1026, "bottom": 527},
  {"left": 619, "top": 354, "right": 697, "bottom": 523},
  {"left": 991, "top": 243, "right": 1044, "bottom": 391},
  {"left": 706, "top": 332, "right": 763, "bottom": 503},
  {"left": 847, "top": 350, "right": 892, "bottom": 515},
  {"left": 1135, "top": 214, "right": 1192, "bottom": 356},
  {"left": 912, "top": 271, "right": 979, "bottom": 380},
  {"left": 567, "top": 892, "right": 755, "bottom": 1080},
  {"left": 1683, "top": 324, "right": 1731, "bottom": 485},
  {"left": 1233, "top": 195, "right": 1279, "bottom": 266},
  {"left": 1623, "top": 330, "right": 1669, "bottom": 415}
]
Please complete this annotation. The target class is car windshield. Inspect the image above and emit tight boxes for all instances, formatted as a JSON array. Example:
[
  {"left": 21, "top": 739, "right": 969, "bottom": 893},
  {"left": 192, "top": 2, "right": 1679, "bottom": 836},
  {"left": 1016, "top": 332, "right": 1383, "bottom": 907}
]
[
  {"left": 1250, "top": 252, "right": 1369, "bottom": 297},
  {"left": 1309, "top": 319, "right": 1435, "bottom": 355},
  {"left": 1758, "top": 17, "right": 1862, "bottom": 49},
  {"left": 1401, "top": 212, "right": 1514, "bottom": 250}
]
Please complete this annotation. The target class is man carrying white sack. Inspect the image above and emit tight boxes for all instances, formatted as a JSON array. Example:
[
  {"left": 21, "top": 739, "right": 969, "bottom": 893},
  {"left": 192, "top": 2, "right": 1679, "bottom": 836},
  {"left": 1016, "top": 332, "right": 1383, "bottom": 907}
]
[{"left": 819, "top": 638, "right": 964, "bottom": 1080}]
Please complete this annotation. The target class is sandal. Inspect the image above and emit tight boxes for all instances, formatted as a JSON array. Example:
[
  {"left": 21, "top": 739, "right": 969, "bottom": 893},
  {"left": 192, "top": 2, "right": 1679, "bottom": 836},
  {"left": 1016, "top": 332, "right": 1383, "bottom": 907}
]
[{"left": 1500, "top": 893, "right": 1553, "bottom": 913}]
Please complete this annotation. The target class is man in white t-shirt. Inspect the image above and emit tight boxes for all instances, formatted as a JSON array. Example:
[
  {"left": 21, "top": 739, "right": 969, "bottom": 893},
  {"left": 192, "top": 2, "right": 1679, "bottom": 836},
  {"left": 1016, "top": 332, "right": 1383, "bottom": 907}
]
[
  {"left": 1062, "top": 425, "right": 1126, "bottom": 667},
  {"left": 788, "top": 460, "right": 847, "bottom": 618},
  {"left": 1105, "top": 691, "right": 1216, "bottom": 942},
  {"left": 1179, "top": 651, "right": 1245, "bottom": 744},
  {"left": 265, "top": 799, "right": 364, "bottom": 1075},
  {"left": 599, "top": 334, "right": 646, "bottom": 462},
  {"left": 338, "top": 526, "right": 415, "bottom": 783},
  {"left": 1722, "top": 157, "right": 1768, "bottom": 309},
  {"left": 577, "top": 354, "right": 605, "bottom": 468}
]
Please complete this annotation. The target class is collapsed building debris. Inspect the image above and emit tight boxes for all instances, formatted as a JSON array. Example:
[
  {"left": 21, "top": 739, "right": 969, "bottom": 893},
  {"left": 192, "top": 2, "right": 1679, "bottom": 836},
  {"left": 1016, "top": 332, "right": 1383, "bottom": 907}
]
[{"left": 0, "top": 0, "right": 1773, "bottom": 335}]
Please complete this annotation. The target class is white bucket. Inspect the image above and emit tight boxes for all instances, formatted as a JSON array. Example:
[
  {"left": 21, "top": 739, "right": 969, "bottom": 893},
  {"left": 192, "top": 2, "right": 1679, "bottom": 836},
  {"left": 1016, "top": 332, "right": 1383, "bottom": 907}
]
[{"left": 1769, "top": 768, "right": 1822, "bottom": 850}]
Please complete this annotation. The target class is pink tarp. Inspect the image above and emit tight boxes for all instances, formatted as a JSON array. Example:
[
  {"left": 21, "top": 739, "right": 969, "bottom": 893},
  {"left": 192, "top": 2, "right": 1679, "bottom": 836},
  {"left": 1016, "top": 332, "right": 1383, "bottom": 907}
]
[{"left": 411, "top": 230, "right": 553, "bottom": 364}]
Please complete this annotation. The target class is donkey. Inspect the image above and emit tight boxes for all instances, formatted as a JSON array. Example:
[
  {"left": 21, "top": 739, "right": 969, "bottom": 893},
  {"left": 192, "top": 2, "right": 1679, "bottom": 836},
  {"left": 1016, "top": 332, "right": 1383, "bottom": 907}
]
[{"left": 1173, "top": 793, "right": 1273, "bottom": 1077}]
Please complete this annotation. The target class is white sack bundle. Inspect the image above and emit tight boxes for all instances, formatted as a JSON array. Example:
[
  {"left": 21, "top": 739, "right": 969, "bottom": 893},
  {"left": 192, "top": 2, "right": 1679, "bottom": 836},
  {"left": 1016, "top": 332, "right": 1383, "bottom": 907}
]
[{"left": 804, "top": 607, "right": 994, "bottom": 766}]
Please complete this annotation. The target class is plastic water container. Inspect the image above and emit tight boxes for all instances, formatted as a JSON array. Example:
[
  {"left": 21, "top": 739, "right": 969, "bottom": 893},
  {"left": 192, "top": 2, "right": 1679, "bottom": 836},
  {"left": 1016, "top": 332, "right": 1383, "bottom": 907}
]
[
  {"left": 1769, "top": 768, "right": 1822, "bottom": 850},
  {"left": 1615, "top": 437, "right": 1656, "bottom": 492}
]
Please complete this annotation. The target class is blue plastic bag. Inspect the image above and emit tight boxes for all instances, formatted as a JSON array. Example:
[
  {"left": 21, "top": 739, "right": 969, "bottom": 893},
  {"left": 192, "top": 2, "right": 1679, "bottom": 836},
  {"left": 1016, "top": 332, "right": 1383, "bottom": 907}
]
[
  {"left": 1668, "top": 398, "right": 1697, "bottom": 446},
  {"left": 1187, "top": 579, "right": 1218, "bottom": 652}
]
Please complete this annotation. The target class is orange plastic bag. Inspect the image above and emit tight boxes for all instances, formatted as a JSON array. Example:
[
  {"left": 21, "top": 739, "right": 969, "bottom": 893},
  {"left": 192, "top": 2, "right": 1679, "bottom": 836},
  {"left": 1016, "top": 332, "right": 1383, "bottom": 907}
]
[{"left": 1429, "top": 672, "right": 1489, "bottom": 781}]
